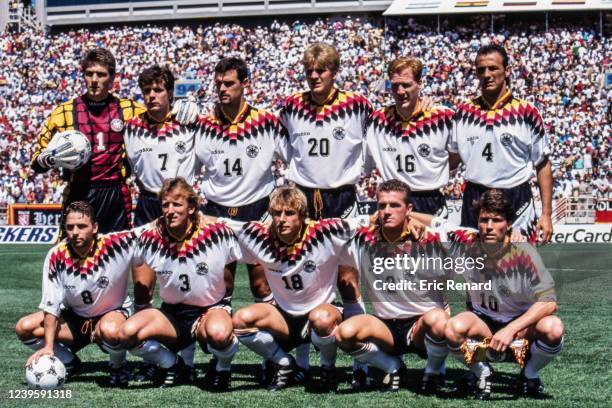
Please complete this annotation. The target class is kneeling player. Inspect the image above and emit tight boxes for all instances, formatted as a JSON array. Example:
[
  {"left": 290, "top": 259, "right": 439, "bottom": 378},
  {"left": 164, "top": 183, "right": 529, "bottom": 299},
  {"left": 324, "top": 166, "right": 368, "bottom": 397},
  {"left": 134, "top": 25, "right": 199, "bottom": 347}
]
[
  {"left": 440, "top": 191, "right": 563, "bottom": 399},
  {"left": 226, "top": 187, "right": 369, "bottom": 392},
  {"left": 16, "top": 201, "right": 136, "bottom": 386},
  {"left": 119, "top": 177, "right": 241, "bottom": 390},
  {"left": 336, "top": 180, "right": 459, "bottom": 393}
]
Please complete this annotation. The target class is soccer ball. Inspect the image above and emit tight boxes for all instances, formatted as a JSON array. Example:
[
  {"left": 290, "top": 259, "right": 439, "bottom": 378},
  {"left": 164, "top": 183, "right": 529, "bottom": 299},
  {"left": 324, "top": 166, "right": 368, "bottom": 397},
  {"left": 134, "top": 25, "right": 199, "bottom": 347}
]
[
  {"left": 46, "top": 130, "right": 92, "bottom": 170},
  {"left": 25, "top": 355, "right": 66, "bottom": 389}
]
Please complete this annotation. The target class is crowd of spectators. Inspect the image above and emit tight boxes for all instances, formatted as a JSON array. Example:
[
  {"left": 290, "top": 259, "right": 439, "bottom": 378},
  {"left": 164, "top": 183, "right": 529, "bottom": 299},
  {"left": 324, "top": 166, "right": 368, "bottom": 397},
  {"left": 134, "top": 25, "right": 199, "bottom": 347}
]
[{"left": 0, "top": 14, "right": 609, "bottom": 210}]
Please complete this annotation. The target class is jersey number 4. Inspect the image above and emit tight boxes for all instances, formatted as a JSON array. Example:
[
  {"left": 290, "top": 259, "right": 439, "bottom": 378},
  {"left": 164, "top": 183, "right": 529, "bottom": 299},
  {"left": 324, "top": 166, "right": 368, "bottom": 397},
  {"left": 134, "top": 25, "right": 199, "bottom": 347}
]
[{"left": 482, "top": 143, "right": 493, "bottom": 162}]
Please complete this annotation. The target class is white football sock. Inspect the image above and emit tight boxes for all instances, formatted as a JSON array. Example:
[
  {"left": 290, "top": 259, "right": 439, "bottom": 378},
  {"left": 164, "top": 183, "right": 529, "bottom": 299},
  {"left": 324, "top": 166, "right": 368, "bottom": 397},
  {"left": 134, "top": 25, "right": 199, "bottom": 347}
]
[
  {"left": 311, "top": 330, "right": 337, "bottom": 368},
  {"left": 523, "top": 338, "right": 563, "bottom": 379},
  {"left": 180, "top": 342, "right": 196, "bottom": 368},
  {"left": 295, "top": 343, "right": 310, "bottom": 370},
  {"left": 349, "top": 342, "right": 401, "bottom": 374},
  {"left": 236, "top": 329, "right": 291, "bottom": 366},
  {"left": 424, "top": 334, "right": 448, "bottom": 375},
  {"left": 129, "top": 340, "right": 177, "bottom": 369},
  {"left": 101, "top": 341, "right": 126, "bottom": 368},
  {"left": 209, "top": 336, "right": 239, "bottom": 372},
  {"left": 23, "top": 338, "right": 75, "bottom": 364}
]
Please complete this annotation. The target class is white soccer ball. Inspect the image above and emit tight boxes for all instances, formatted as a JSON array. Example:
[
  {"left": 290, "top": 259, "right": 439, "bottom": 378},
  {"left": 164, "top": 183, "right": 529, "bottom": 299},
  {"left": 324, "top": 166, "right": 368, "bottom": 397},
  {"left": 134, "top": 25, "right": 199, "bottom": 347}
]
[
  {"left": 25, "top": 355, "right": 66, "bottom": 390},
  {"left": 46, "top": 130, "right": 92, "bottom": 170}
]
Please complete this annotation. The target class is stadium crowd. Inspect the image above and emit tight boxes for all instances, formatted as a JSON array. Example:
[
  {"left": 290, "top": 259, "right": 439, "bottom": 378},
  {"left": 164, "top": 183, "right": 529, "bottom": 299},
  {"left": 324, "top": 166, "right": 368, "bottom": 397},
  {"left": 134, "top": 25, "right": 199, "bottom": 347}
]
[{"left": 0, "top": 15, "right": 609, "bottom": 208}]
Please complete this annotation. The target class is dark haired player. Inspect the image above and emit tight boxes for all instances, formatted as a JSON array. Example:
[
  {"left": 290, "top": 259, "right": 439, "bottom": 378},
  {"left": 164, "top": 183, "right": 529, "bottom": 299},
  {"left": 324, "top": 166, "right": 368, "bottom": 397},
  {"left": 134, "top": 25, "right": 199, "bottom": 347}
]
[{"left": 15, "top": 201, "right": 137, "bottom": 386}]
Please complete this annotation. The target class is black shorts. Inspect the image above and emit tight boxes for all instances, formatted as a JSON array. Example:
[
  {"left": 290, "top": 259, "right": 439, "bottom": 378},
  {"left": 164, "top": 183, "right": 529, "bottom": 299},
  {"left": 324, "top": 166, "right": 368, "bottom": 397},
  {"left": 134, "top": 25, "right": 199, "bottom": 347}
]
[
  {"left": 411, "top": 190, "right": 447, "bottom": 216},
  {"left": 203, "top": 196, "right": 269, "bottom": 222},
  {"left": 62, "top": 308, "right": 129, "bottom": 352},
  {"left": 469, "top": 308, "right": 515, "bottom": 335},
  {"left": 297, "top": 184, "right": 357, "bottom": 220},
  {"left": 159, "top": 300, "right": 232, "bottom": 352},
  {"left": 275, "top": 305, "right": 310, "bottom": 352},
  {"left": 460, "top": 181, "right": 533, "bottom": 229},
  {"left": 63, "top": 181, "right": 131, "bottom": 234},
  {"left": 381, "top": 317, "right": 427, "bottom": 358},
  {"left": 134, "top": 190, "right": 161, "bottom": 227}
]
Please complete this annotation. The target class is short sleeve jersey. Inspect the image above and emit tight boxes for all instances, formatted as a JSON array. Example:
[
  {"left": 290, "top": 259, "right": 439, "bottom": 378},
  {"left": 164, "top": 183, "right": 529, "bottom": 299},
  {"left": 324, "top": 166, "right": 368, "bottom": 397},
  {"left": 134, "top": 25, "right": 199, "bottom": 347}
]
[
  {"left": 279, "top": 89, "right": 373, "bottom": 188},
  {"left": 195, "top": 104, "right": 288, "bottom": 206},
  {"left": 124, "top": 113, "right": 198, "bottom": 193},
  {"left": 39, "top": 230, "right": 137, "bottom": 318},
  {"left": 224, "top": 216, "right": 369, "bottom": 316},
  {"left": 450, "top": 91, "right": 549, "bottom": 188},
  {"left": 365, "top": 105, "right": 455, "bottom": 190},
  {"left": 134, "top": 221, "right": 241, "bottom": 307}
]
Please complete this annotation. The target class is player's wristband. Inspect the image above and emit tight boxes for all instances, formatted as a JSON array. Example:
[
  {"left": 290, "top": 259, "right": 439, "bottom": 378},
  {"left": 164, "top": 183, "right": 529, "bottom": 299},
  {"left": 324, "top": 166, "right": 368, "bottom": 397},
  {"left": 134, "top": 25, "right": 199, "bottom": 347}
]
[{"left": 37, "top": 154, "right": 53, "bottom": 169}]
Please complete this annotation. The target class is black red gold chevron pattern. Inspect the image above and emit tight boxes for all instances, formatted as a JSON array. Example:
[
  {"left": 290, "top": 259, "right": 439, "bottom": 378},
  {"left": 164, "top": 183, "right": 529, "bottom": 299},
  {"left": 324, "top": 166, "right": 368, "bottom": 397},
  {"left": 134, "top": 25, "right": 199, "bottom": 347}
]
[
  {"left": 197, "top": 105, "right": 288, "bottom": 144},
  {"left": 369, "top": 106, "right": 454, "bottom": 139},
  {"left": 455, "top": 95, "right": 545, "bottom": 140},
  {"left": 48, "top": 231, "right": 135, "bottom": 279},
  {"left": 125, "top": 114, "right": 183, "bottom": 143},
  {"left": 281, "top": 90, "right": 372, "bottom": 126},
  {"left": 139, "top": 221, "right": 233, "bottom": 264},
  {"left": 242, "top": 218, "right": 352, "bottom": 265}
]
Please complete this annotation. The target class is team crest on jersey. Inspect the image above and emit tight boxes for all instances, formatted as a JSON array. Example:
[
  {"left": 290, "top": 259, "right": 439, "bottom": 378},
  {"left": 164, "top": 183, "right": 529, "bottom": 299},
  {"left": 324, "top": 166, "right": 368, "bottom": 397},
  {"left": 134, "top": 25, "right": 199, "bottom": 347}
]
[
  {"left": 303, "top": 260, "right": 317, "bottom": 273},
  {"left": 501, "top": 133, "right": 514, "bottom": 147},
  {"left": 175, "top": 140, "right": 187, "bottom": 154},
  {"left": 196, "top": 262, "right": 209, "bottom": 276},
  {"left": 418, "top": 143, "right": 431, "bottom": 157},
  {"left": 246, "top": 144, "right": 259, "bottom": 158},
  {"left": 96, "top": 276, "right": 110, "bottom": 289},
  {"left": 333, "top": 127, "right": 346, "bottom": 140},
  {"left": 111, "top": 119, "right": 124, "bottom": 132}
]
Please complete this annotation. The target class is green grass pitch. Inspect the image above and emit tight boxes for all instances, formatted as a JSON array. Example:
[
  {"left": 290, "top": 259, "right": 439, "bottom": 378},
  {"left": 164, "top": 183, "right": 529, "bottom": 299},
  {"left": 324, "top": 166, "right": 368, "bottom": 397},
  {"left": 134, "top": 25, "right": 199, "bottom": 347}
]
[{"left": 0, "top": 243, "right": 610, "bottom": 407}]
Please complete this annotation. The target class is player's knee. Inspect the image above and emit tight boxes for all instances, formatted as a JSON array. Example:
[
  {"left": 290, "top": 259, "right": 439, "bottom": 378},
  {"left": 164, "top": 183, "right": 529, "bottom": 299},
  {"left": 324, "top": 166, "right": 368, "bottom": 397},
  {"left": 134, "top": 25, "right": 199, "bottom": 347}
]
[
  {"left": 232, "top": 307, "right": 255, "bottom": 330},
  {"left": 15, "top": 316, "right": 35, "bottom": 340},
  {"left": 538, "top": 316, "right": 564, "bottom": 344},
  {"left": 335, "top": 322, "right": 358, "bottom": 349},
  {"left": 206, "top": 325, "right": 232, "bottom": 349},
  {"left": 444, "top": 318, "right": 467, "bottom": 344},
  {"left": 424, "top": 308, "right": 448, "bottom": 336},
  {"left": 309, "top": 309, "right": 337, "bottom": 336},
  {"left": 119, "top": 320, "right": 140, "bottom": 347},
  {"left": 99, "top": 320, "right": 122, "bottom": 345}
]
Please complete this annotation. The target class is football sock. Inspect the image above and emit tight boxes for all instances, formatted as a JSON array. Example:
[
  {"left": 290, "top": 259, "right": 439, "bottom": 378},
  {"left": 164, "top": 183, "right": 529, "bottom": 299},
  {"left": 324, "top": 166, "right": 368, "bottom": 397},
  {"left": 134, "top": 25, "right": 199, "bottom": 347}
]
[
  {"left": 424, "top": 334, "right": 448, "bottom": 375},
  {"left": 448, "top": 343, "right": 466, "bottom": 366},
  {"left": 523, "top": 338, "right": 563, "bottom": 379},
  {"left": 235, "top": 329, "right": 291, "bottom": 366},
  {"left": 349, "top": 342, "right": 401, "bottom": 374},
  {"left": 471, "top": 361, "right": 492, "bottom": 378},
  {"left": 295, "top": 343, "right": 310, "bottom": 370},
  {"left": 101, "top": 341, "right": 126, "bottom": 368},
  {"left": 23, "top": 338, "right": 75, "bottom": 364},
  {"left": 311, "top": 330, "right": 337, "bottom": 368},
  {"left": 129, "top": 340, "right": 177, "bottom": 369},
  {"left": 209, "top": 336, "right": 239, "bottom": 372},
  {"left": 342, "top": 298, "right": 366, "bottom": 319},
  {"left": 180, "top": 342, "right": 196, "bottom": 368}
]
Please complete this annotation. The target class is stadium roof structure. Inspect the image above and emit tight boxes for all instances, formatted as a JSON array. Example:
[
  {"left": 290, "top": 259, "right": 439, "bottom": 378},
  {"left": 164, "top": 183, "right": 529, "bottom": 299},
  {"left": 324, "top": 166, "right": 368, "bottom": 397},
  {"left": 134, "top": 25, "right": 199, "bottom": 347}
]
[{"left": 384, "top": 0, "right": 612, "bottom": 15}]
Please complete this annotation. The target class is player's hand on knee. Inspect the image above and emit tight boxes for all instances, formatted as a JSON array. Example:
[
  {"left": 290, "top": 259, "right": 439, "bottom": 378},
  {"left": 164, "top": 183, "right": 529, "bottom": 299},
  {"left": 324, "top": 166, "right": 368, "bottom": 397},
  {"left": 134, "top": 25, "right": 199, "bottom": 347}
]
[
  {"left": 27, "top": 347, "right": 54, "bottom": 366},
  {"left": 172, "top": 97, "right": 199, "bottom": 125},
  {"left": 490, "top": 327, "right": 515, "bottom": 352}
]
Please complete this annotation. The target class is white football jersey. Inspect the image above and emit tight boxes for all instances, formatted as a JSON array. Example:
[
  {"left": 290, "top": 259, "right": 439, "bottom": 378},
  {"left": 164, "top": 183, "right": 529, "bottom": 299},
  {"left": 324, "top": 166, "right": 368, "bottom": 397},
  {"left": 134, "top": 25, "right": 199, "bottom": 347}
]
[
  {"left": 223, "top": 216, "right": 369, "bottom": 316},
  {"left": 429, "top": 219, "right": 556, "bottom": 323},
  {"left": 365, "top": 106, "right": 455, "bottom": 190},
  {"left": 341, "top": 224, "right": 476, "bottom": 319},
  {"left": 195, "top": 105, "right": 288, "bottom": 206},
  {"left": 279, "top": 89, "right": 373, "bottom": 188},
  {"left": 134, "top": 221, "right": 241, "bottom": 307},
  {"left": 450, "top": 91, "right": 550, "bottom": 188},
  {"left": 124, "top": 113, "right": 198, "bottom": 193},
  {"left": 39, "top": 231, "right": 137, "bottom": 318}
]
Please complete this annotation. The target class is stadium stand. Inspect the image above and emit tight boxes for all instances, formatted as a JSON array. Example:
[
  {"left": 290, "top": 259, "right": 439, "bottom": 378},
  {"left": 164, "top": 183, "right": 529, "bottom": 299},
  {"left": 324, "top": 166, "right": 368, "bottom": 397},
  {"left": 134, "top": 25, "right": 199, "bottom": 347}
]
[{"left": 0, "top": 8, "right": 609, "bottom": 221}]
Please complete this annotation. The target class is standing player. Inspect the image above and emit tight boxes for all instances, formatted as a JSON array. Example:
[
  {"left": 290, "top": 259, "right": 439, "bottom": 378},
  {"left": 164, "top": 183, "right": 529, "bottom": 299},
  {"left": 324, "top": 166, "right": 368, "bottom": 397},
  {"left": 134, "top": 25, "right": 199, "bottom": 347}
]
[
  {"left": 451, "top": 44, "right": 553, "bottom": 242},
  {"left": 336, "top": 180, "right": 470, "bottom": 393},
  {"left": 15, "top": 201, "right": 137, "bottom": 386},
  {"left": 124, "top": 65, "right": 199, "bottom": 226},
  {"left": 31, "top": 48, "right": 144, "bottom": 234},
  {"left": 195, "top": 57, "right": 286, "bottom": 302},
  {"left": 279, "top": 42, "right": 372, "bottom": 385},
  {"left": 119, "top": 178, "right": 241, "bottom": 389},
  {"left": 364, "top": 58, "right": 458, "bottom": 217},
  {"left": 225, "top": 187, "right": 369, "bottom": 392}
]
